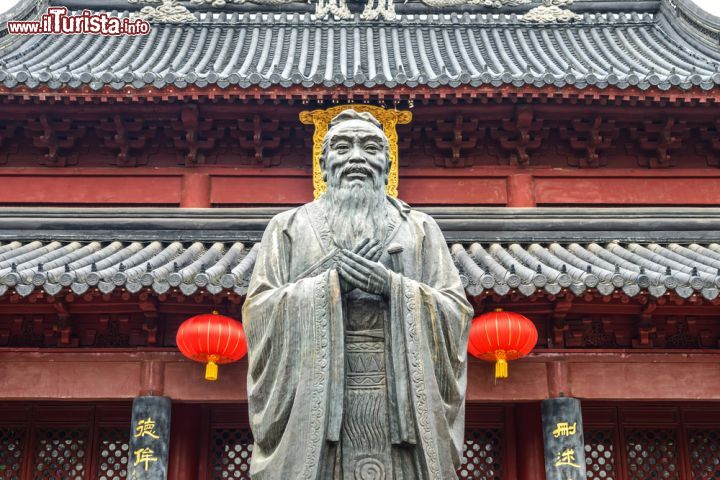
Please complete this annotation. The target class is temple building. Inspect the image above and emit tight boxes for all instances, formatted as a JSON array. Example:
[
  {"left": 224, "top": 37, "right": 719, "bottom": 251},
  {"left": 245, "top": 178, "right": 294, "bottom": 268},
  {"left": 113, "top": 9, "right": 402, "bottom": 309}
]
[{"left": 0, "top": 0, "right": 720, "bottom": 478}]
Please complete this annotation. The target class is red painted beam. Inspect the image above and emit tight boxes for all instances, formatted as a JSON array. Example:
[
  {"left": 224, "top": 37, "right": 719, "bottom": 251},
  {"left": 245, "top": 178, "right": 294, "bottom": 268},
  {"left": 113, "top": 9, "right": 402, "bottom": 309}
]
[
  {"left": 1, "top": 351, "right": 719, "bottom": 402},
  {"left": 534, "top": 176, "right": 720, "bottom": 206},
  {"left": 507, "top": 174, "right": 536, "bottom": 207},
  {"left": 181, "top": 173, "right": 211, "bottom": 208},
  {"left": 0, "top": 167, "right": 719, "bottom": 206},
  {"left": 0, "top": 174, "right": 183, "bottom": 205}
]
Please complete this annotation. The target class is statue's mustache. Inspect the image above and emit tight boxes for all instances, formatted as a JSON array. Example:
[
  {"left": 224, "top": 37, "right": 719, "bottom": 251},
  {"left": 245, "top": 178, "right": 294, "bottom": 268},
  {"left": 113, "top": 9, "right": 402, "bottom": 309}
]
[
  {"left": 339, "top": 164, "right": 374, "bottom": 177},
  {"left": 328, "top": 164, "right": 384, "bottom": 193}
]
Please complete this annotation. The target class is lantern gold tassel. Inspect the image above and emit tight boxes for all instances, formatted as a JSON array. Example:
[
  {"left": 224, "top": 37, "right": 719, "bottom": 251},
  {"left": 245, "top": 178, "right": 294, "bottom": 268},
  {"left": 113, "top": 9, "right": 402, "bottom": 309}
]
[
  {"left": 495, "top": 358, "right": 508, "bottom": 379},
  {"left": 205, "top": 360, "right": 218, "bottom": 381},
  {"left": 495, "top": 350, "right": 508, "bottom": 379}
]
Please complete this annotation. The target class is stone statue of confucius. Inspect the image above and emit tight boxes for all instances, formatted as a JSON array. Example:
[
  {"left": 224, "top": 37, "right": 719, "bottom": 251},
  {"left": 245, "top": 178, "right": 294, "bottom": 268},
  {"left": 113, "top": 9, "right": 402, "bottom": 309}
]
[{"left": 243, "top": 109, "right": 472, "bottom": 480}]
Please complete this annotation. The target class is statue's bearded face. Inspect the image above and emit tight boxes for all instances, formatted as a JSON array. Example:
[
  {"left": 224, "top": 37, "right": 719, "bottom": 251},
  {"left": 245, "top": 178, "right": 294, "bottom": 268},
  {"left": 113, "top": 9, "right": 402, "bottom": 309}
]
[
  {"left": 320, "top": 119, "right": 390, "bottom": 249},
  {"left": 323, "top": 119, "right": 389, "bottom": 191}
]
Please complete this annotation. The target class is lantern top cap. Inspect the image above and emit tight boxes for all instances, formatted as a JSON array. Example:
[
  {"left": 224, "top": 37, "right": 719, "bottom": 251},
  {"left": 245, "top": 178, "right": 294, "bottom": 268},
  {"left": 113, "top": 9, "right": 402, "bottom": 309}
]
[
  {"left": 494, "top": 308, "right": 503, "bottom": 312},
  {"left": 212, "top": 310, "right": 219, "bottom": 315}
]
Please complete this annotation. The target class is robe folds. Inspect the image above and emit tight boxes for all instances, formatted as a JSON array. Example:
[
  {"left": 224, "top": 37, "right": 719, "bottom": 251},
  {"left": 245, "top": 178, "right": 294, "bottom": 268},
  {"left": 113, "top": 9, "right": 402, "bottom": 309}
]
[{"left": 243, "top": 197, "right": 472, "bottom": 480}]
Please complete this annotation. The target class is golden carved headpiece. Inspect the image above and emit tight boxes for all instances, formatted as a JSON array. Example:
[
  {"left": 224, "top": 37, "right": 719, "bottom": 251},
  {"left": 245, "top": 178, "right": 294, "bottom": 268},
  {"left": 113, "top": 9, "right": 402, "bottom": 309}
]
[{"left": 299, "top": 104, "right": 412, "bottom": 199}]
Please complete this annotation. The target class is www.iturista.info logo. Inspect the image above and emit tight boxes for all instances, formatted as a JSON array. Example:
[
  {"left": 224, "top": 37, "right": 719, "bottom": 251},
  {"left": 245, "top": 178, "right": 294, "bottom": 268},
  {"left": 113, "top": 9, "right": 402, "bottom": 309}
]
[{"left": 7, "top": 7, "right": 151, "bottom": 35}]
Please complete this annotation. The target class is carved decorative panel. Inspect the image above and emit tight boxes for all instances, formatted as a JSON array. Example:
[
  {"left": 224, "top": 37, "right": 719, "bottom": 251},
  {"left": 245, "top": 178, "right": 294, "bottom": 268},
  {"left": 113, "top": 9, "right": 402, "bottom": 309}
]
[
  {"left": 0, "top": 312, "right": 191, "bottom": 349},
  {"left": 458, "top": 428, "right": 504, "bottom": 479},
  {"left": 687, "top": 429, "right": 720, "bottom": 478},
  {"left": 489, "top": 107, "right": 546, "bottom": 166},
  {"left": 33, "top": 428, "right": 89, "bottom": 480},
  {"left": 0, "top": 427, "right": 24, "bottom": 480},
  {"left": 5, "top": 316, "right": 46, "bottom": 348},
  {"left": 209, "top": 428, "right": 253, "bottom": 480},
  {"left": 584, "top": 429, "right": 616, "bottom": 480},
  {"left": 95, "top": 427, "right": 130, "bottom": 480},
  {"left": 2, "top": 295, "right": 720, "bottom": 352},
  {"left": 623, "top": 429, "right": 680, "bottom": 480},
  {"left": 3, "top": 104, "right": 720, "bottom": 170},
  {"left": 425, "top": 116, "right": 484, "bottom": 167}
]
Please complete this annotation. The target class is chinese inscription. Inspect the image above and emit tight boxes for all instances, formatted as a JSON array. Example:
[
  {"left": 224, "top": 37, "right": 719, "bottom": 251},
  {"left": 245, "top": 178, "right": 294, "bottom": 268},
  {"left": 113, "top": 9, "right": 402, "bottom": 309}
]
[
  {"left": 134, "top": 447, "right": 159, "bottom": 470},
  {"left": 542, "top": 397, "right": 587, "bottom": 480},
  {"left": 555, "top": 447, "right": 581, "bottom": 468},
  {"left": 135, "top": 418, "right": 161, "bottom": 440},
  {"left": 127, "top": 396, "right": 171, "bottom": 480},
  {"left": 553, "top": 422, "right": 577, "bottom": 438}
]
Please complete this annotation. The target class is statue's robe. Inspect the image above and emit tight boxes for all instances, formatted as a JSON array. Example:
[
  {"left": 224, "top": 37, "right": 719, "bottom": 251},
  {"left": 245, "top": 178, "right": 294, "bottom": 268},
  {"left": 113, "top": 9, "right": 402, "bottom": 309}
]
[{"left": 243, "top": 197, "right": 472, "bottom": 480}]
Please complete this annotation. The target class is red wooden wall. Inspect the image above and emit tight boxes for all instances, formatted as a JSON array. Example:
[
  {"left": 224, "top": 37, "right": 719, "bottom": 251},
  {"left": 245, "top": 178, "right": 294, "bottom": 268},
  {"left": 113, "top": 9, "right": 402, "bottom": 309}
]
[{"left": 0, "top": 167, "right": 719, "bottom": 207}]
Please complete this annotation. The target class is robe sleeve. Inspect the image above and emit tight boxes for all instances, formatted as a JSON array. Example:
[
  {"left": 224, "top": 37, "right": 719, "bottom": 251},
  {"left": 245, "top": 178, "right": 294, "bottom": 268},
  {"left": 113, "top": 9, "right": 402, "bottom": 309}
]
[
  {"left": 242, "top": 214, "right": 343, "bottom": 480},
  {"left": 393, "top": 213, "right": 473, "bottom": 478}
]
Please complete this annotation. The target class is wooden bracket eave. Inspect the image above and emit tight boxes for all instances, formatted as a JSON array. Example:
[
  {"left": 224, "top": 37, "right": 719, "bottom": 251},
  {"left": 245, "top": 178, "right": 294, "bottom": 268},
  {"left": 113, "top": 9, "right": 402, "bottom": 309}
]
[
  {"left": 634, "top": 301, "right": 658, "bottom": 348},
  {"left": 551, "top": 295, "right": 574, "bottom": 348},
  {"left": 1, "top": 84, "right": 719, "bottom": 106}
]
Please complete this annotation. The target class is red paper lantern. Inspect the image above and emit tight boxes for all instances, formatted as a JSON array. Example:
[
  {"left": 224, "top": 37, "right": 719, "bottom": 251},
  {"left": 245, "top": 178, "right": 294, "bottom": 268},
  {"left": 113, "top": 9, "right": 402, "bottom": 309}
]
[
  {"left": 176, "top": 311, "right": 247, "bottom": 381},
  {"left": 468, "top": 308, "right": 538, "bottom": 379}
]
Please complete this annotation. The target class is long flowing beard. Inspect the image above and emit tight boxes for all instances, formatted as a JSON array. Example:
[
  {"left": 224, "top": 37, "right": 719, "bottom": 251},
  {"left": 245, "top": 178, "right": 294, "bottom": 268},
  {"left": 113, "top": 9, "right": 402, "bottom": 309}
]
[{"left": 322, "top": 178, "right": 388, "bottom": 250}]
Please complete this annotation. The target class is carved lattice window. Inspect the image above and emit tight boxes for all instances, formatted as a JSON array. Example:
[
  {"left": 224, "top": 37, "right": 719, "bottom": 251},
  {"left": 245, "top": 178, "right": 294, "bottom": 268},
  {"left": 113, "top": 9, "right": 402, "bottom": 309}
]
[
  {"left": 0, "top": 427, "right": 24, "bottom": 480},
  {"left": 210, "top": 428, "right": 253, "bottom": 480},
  {"left": 584, "top": 429, "right": 616, "bottom": 480},
  {"left": 457, "top": 428, "right": 504, "bottom": 479},
  {"left": 624, "top": 429, "right": 680, "bottom": 480},
  {"left": 95, "top": 427, "right": 130, "bottom": 480},
  {"left": 33, "top": 428, "right": 89, "bottom": 480},
  {"left": 0, "top": 404, "right": 130, "bottom": 480},
  {"left": 687, "top": 429, "right": 720, "bottom": 478},
  {"left": 207, "top": 425, "right": 506, "bottom": 480}
]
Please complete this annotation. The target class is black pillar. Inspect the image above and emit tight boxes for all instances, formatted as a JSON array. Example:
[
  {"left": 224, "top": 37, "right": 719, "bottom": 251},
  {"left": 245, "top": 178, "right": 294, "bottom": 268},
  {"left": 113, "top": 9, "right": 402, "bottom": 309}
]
[
  {"left": 127, "top": 396, "right": 172, "bottom": 480},
  {"left": 541, "top": 397, "right": 587, "bottom": 480}
]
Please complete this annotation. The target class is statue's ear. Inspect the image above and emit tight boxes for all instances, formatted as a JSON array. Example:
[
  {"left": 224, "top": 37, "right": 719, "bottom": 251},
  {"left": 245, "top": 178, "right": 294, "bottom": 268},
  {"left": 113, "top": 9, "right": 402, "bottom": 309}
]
[
  {"left": 320, "top": 157, "right": 328, "bottom": 182},
  {"left": 384, "top": 155, "right": 391, "bottom": 185}
]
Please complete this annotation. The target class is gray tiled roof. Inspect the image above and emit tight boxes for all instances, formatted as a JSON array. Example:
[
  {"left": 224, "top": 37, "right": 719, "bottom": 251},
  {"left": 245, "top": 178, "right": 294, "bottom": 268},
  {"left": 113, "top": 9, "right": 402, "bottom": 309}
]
[
  {"left": 2, "top": 239, "right": 720, "bottom": 300},
  {"left": 1, "top": 10, "right": 720, "bottom": 91},
  {"left": 453, "top": 242, "right": 720, "bottom": 299},
  {"left": 0, "top": 240, "right": 259, "bottom": 298}
]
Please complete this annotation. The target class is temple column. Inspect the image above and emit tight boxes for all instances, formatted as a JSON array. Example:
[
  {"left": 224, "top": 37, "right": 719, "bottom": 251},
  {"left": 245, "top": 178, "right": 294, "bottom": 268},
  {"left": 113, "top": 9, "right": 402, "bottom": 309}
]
[
  {"left": 167, "top": 404, "right": 202, "bottom": 480},
  {"left": 515, "top": 402, "right": 546, "bottom": 480},
  {"left": 128, "top": 396, "right": 172, "bottom": 480}
]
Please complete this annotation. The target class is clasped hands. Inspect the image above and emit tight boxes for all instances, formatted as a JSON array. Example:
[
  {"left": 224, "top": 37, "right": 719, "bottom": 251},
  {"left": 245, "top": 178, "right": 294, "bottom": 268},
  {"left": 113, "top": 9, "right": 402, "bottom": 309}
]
[{"left": 336, "top": 238, "right": 391, "bottom": 297}]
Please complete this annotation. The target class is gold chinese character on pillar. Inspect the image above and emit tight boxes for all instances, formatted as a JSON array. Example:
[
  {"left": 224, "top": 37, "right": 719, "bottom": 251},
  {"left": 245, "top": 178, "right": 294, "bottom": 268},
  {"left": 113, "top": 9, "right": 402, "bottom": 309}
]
[
  {"left": 553, "top": 422, "right": 577, "bottom": 438},
  {"left": 299, "top": 104, "right": 412, "bottom": 199},
  {"left": 134, "top": 447, "right": 158, "bottom": 471},
  {"left": 555, "top": 447, "right": 581, "bottom": 468},
  {"left": 134, "top": 417, "right": 160, "bottom": 439}
]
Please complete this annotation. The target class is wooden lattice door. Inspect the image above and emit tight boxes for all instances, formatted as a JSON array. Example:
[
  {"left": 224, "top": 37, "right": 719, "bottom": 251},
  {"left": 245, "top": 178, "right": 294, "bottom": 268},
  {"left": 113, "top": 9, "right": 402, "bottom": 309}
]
[
  {"left": 584, "top": 404, "right": 720, "bottom": 480},
  {"left": 0, "top": 404, "right": 130, "bottom": 480}
]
